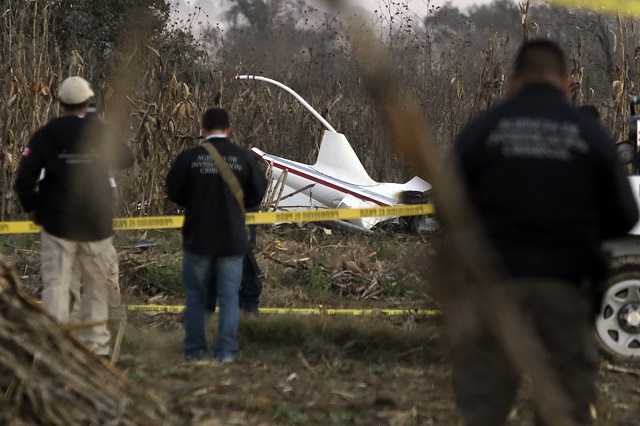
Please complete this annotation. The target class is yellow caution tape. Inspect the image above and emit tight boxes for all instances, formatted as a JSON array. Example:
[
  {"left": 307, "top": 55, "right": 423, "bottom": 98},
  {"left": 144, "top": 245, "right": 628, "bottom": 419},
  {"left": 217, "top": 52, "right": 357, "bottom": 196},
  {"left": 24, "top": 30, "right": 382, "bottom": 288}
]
[
  {"left": 0, "top": 204, "right": 434, "bottom": 234},
  {"left": 0, "top": 221, "right": 42, "bottom": 234},
  {"left": 245, "top": 204, "right": 434, "bottom": 225},
  {"left": 0, "top": 216, "right": 185, "bottom": 234},
  {"left": 126, "top": 304, "right": 440, "bottom": 316},
  {"left": 127, "top": 304, "right": 185, "bottom": 313},
  {"left": 546, "top": 0, "right": 640, "bottom": 15},
  {"left": 112, "top": 216, "right": 183, "bottom": 230},
  {"left": 28, "top": 301, "right": 438, "bottom": 316}
]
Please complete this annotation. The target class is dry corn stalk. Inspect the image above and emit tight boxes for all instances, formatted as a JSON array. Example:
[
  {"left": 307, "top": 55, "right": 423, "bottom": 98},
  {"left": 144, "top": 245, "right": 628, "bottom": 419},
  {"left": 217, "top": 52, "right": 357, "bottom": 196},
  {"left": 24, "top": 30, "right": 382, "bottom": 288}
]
[{"left": 0, "top": 258, "right": 183, "bottom": 425}]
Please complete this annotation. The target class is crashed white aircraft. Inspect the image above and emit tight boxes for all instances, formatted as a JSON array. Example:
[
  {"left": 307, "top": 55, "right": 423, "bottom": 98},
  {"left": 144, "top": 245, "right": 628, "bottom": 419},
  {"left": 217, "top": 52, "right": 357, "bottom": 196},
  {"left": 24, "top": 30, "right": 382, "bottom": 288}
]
[{"left": 235, "top": 75, "right": 432, "bottom": 231}]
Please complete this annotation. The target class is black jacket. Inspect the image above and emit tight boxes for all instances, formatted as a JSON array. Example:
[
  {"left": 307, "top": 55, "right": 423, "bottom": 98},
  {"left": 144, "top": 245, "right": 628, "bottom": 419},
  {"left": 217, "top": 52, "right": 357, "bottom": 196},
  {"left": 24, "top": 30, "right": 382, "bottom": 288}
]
[
  {"left": 165, "top": 137, "right": 268, "bottom": 256},
  {"left": 453, "top": 83, "right": 639, "bottom": 284},
  {"left": 14, "top": 114, "right": 134, "bottom": 241}
]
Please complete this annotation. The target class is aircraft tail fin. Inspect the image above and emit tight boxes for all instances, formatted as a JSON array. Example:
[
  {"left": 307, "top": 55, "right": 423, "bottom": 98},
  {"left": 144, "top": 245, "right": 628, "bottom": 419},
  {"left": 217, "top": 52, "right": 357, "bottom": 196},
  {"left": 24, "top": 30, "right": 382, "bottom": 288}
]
[{"left": 313, "top": 131, "right": 376, "bottom": 186}]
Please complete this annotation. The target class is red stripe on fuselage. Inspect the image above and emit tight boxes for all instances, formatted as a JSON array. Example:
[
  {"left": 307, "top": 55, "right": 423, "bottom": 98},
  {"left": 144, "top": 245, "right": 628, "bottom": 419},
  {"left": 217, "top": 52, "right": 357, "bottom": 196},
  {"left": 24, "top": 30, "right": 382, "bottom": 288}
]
[{"left": 268, "top": 161, "right": 389, "bottom": 207}]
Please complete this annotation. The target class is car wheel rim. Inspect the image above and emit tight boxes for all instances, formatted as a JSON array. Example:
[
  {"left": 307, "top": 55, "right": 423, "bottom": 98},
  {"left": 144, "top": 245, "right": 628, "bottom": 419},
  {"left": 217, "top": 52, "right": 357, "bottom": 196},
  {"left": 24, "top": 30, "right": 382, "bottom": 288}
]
[{"left": 596, "top": 279, "right": 640, "bottom": 358}]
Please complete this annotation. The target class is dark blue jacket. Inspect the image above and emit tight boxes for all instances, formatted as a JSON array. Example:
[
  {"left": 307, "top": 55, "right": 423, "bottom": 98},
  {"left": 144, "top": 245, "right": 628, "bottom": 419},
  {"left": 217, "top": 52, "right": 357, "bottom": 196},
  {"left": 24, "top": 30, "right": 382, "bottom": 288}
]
[
  {"left": 165, "top": 137, "right": 267, "bottom": 256},
  {"left": 453, "top": 83, "right": 638, "bottom": 285},
  {"left": 14, "top": 115, "right": 134, "bottom": 241}
]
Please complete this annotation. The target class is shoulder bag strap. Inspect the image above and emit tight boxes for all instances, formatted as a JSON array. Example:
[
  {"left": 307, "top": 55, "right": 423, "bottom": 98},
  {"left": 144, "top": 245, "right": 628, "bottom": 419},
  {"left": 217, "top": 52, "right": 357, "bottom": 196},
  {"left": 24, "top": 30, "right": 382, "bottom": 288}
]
[{"left": 202, "top": 142, "right": 245, "bottom": 216}]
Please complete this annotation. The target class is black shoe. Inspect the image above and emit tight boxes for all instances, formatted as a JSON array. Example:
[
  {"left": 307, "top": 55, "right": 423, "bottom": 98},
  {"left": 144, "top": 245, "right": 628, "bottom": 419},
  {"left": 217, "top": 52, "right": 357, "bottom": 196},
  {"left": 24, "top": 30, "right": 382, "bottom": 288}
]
[{"left": 240, "top": 304, "right": 259, "bottom": 315}]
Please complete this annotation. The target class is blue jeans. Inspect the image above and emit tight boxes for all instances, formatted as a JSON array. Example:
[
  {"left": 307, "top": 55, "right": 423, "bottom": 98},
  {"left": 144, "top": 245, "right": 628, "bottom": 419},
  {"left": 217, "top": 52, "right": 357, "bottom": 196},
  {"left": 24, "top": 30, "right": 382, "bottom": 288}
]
[{"left": 182, "top": 251, "right": 243, "bottom": 360}]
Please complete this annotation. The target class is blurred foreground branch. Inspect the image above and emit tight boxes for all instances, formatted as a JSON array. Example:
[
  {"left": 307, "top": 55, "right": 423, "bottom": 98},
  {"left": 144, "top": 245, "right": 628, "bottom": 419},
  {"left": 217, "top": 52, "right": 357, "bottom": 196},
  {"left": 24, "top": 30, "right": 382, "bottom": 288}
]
[{"left": 323, "top": 1, "right": 577, "bottom": 424}]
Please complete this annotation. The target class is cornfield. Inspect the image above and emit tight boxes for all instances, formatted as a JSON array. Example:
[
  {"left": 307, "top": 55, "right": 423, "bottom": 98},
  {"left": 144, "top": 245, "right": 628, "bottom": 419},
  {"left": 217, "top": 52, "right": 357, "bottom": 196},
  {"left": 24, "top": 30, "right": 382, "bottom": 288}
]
[{"left": 2, "top": 0, "right": 640, "bottom": 220}]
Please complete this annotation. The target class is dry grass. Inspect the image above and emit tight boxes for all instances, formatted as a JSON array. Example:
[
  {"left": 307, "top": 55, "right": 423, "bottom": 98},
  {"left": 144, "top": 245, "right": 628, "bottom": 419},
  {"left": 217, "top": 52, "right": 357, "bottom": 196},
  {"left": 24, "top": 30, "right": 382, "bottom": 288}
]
[{"left": 119, "top": 311, "right": 444, "bottom": 367}]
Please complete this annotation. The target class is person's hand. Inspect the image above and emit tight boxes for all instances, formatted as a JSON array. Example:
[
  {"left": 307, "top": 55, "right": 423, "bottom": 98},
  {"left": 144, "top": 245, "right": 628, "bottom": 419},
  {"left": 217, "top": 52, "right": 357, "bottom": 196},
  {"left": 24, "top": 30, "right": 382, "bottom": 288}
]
[{"left": 27, "top": 211, "right": 40, "bottom": 225}]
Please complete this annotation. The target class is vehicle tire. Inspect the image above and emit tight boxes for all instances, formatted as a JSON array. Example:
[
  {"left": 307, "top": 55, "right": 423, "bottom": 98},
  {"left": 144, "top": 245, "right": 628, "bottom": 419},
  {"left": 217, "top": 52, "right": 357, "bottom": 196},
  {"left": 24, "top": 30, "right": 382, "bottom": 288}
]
[{"left": 595, "top": 255, "right": 640, "bottom": 363}]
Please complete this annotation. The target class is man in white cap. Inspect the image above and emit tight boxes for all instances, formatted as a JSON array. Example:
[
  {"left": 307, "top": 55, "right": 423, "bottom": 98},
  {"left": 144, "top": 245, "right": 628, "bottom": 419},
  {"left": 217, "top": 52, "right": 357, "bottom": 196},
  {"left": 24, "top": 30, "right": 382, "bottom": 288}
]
[{"left": 14, "top": 76, "right": 134, "bottom": 358}]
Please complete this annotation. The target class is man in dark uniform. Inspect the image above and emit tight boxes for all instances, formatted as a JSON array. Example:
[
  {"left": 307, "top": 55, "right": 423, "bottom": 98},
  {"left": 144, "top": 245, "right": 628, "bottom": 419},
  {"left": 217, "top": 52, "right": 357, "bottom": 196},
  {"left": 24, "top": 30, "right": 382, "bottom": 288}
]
[
  {"left": 238, "top": 213, "right": 262, "bottom": 314},
  {"left": 166, "top": 108, "right": 267, "bottom": 363},
  {"left": 207, "top": 205, "right": 262, "bottom": 315},
  {"left": 14, "top": 76, "right": 134, "bottom": 357},
  {"left": 451, "top": 39, "right": 638, "bottom": 425}
]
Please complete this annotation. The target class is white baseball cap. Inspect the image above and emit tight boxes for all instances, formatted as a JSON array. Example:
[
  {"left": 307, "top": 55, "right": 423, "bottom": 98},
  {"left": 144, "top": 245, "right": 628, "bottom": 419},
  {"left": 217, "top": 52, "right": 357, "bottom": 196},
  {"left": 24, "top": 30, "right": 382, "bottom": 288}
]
[{"left": 58, "top": 76, "right": 95, "bottom": 104}]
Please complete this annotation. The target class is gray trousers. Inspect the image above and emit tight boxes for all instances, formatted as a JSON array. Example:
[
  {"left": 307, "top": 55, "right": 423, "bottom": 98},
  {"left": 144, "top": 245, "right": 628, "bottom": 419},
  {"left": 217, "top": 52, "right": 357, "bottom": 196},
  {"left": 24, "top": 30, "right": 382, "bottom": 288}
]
[{"left": 451, "top": 280, "right": 599, "bottom": 426}]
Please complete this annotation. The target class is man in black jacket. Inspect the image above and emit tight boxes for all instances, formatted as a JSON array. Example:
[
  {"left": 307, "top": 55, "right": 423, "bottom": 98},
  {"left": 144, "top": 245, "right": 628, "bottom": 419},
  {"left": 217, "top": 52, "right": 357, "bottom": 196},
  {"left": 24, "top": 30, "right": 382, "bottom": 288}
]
[
  {"left": 14, "top": 76, "right": 134, "bottom": 357},
  {"left": 206, "top": 205, "right": 263, "bottom": 315},
  {"left": 166, "top": 108, "right": 267, "bottom": 363},
  {"left": 451, "top": 40, "right": 639, "bottom": 425}
]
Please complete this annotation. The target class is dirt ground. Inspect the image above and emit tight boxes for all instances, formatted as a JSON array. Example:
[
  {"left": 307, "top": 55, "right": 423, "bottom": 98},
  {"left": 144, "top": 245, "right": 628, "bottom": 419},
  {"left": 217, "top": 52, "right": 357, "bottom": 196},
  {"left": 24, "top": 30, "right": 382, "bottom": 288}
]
[
  {"left": 116, "top": 330, "right": 640, "bottom": 426},
  {"left": 5, "top": 224, "right": 640, "bottom": 425}
]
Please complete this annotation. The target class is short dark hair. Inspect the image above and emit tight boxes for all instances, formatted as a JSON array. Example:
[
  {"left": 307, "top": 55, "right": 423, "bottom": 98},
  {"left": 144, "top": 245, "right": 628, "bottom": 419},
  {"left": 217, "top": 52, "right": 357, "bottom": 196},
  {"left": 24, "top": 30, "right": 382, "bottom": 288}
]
[
  {"left": 202, "top": 108, "right": 230, "bottom": 131},
  {"left": 513, "top": 39, "right": 567, "bottom": 78}
]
